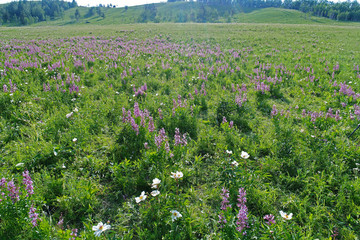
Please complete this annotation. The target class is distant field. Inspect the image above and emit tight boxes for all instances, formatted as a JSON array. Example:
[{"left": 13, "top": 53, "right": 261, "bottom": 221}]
[
  {"left": 25, "top": 4, "right": 360, "bottom": 26},
  {"left": 1, "top": 23, "right": 360, "bottom": 239},
  {"left": 1, "top": 22, "right": 360, "bottom": 40}
]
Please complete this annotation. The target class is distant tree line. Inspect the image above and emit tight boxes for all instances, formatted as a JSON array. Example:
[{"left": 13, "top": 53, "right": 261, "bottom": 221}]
[
  {"left": 84, "top": 6, "right": 106, "bottom": 19},
  {"left": 167, "top": 0, "right": 360, "bottom": 22},
  {"left": 0, "top": 0, "right": 78, "bottom": 25}
]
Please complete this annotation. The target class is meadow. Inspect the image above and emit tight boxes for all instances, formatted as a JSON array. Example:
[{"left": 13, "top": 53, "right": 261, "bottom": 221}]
[{"left": 0, "top": 23, "right": 360, "bottom": 239}]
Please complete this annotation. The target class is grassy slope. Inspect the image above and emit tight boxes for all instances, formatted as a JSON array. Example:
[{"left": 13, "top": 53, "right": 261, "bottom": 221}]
[{"left": 29, "top": 2, "right": 360, "bottom": 26}]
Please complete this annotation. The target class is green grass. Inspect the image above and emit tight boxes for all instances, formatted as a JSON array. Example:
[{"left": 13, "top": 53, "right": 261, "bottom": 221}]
[
  {"left": 233, "top": 8, "right": 338, "bottom": 24},
  {"left": 1, "top": 23, "right": 360, "bottom": 239},
  {"left": 25, "top": 2, "right": 360, "bottom": 26}
]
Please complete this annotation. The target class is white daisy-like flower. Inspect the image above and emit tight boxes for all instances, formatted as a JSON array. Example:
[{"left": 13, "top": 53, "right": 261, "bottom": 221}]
[
  {"left": 151, "top": 178, "right": 161, "bottom": 189},
  {"left": 226, "top": 150, "right": 233, "bottom": 155},
  {"left": 73, "top": 138, "right": 77, "bottom": 142},
  {"left": 170, "top": 210, "right": 182, "bottom": 221},
  {"left": 66, "top": 112, "right": 73, "bottom": 118},
  {"left": 151, "top": 190, "right": 160, "bottom": 197},
  {"left": 92, "top": 222, "right": 111, "bottom": 237},
  {"left": 170, "top": 171, "right": 183, "bottom": 180},
  {"left": 231, "top": 161, "right": 239, "bottom": 167},
  {"left": 241, "top": 151, "right": 250, "bottom": 159},
  {"left": 135, "top": 191, "right": 147, "bottom": 203},
  {"left": 279, "top": 210, "right": 293, "bottom": 220}
]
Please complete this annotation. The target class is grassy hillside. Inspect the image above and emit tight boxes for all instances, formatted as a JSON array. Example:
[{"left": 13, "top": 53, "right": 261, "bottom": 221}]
[{"left": 29, "top": 2, "right": 360, "bottom": 26}]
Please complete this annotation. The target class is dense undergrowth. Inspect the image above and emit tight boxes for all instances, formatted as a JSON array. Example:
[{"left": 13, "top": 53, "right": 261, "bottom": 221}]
[{"left": 0, "top": 24, "right": 360, "bottom": 239}]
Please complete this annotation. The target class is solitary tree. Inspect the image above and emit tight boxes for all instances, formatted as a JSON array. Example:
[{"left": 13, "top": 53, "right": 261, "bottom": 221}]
[{"left": 75, "top": 8, "right": 80, "bottom": 21}]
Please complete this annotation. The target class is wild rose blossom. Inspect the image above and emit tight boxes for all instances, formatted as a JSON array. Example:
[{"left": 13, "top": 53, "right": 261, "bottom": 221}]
[
  {"left": 279, "top": 210, "right": 293, "bottom": 220},
  {"left": 151, "top": 178, "right": 161, "bottom": 189},
  {"left": 135, "top": 191, "right": 147, "bottom": 203},
  {"left": 170, "top": 210, "right": 182, "bottom": 221},
  {"left": 170, "top": 171, "right": 183, "bottom": 180},
  {"left": 92, "top": 222, "right": 111, "bottom": 237}
]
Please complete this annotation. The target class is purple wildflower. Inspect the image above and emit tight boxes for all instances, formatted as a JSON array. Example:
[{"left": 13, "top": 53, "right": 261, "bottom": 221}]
[
  {"left": 271, "top": 105, "right": 278, "bottom": 117},
  {"left": 122, "top": 107, "right": 127, "bottom": 123},
  {"left": 70, "top": 228, "right": 78, "bottom": 240},
  {"left": 148, "top": 116, "right": 155, "bottom": 132},
  {"left": 7, "top": 180, "right": 20, "bottom": 202},
  {"left": 134, "top": 102, "right": 141, "bottom": 117},
  {"left": 236, "top": 188, "right": 248, "bottom": 235},
  {"left": 130, "top": 117, "right": 139, "bottom": 135},
  {"left": 174, "top": 128, "right": 182, "bottom": 146},
  {"left": 158, "top": 108, "right": 163, "bottom": 119},
  {"left": 220, "top": 188, "right": 231, "bottom": 210},
  {"left": 57, "top": 214, "right": 64, "bottom": 229},
  {"left": 22, "top": 170, "right": 34, "bottom": 196},
  {"left": 29, "top": 205, "right": 39, "bottom": 227},
  {"left": 264, "top": 214, "right": 276, "bottom": 226},
  {"left": 218, "top": 187, "right": 231, "bottom": 228}
]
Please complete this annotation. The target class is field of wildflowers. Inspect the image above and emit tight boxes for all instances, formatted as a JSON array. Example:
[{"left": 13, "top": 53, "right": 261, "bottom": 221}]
[{"left": 0, "top": 23, "right": 360, "bottom": 239}]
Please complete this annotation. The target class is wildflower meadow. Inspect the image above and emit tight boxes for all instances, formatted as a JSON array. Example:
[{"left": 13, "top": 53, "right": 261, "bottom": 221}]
[{"left": 0, "top": 23, "right": 360, "bottom": 239}]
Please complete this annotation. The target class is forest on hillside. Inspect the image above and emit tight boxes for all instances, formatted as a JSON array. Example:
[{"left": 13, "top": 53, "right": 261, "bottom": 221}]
[
  {"left": 0, "top": 0, "right": 77, "bottom": 25},
  {"left": 166, "top": 0, "right": 360, "bottom": 22},
  {"left": 0, "top": 0, "right": 360, "bottom": 27}
]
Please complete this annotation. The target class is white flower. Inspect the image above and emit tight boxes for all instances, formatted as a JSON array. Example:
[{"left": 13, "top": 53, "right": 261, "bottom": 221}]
[
  {"left": 66, "top": 112, "right": 73, "bottom": 118},
  {"left": 170, "top": 210, "right": 182, "bottom": 221},
  {"left": 73, "top": 107, "right": 78, "bottom": 112},
  {"left": 15, "top": 163, "right": 24, "bottom": 167},
  {"left": 279, "top": 210, "right": 293, "bottom": 220},
  {"left": 241, "top": 151, "right": 250, "bottom": 159},
  {"left": 226, "top": 150, "right": 233, "bottom": 155},
  {"left": 231, "top": 161, "right": 239, "bottom": 167},
  {"left": 135, "top": 191, "right": 147, "bottom": 203},
  {"left": 151, "top": 190, "right": 160, "bottom": 197},
  {"left": 92, "top": 222, "right": 111, "bottom": 237},
  {"left": 151, "top": 178, "right": 161, "bottom": 189},
  {"left": 170, "top": 171, "right": 183, "bottom": 180},
  {"left": 73, "top": 138, "right": 77, "bottom": 142}
]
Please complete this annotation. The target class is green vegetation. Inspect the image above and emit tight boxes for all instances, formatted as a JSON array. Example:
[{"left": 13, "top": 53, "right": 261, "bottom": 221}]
[
  {"left": 1, "top": 0, "right": 360, "bottom": 26},
  {"left": 0, "top": 23, "right": 360, "bottom": 239}
]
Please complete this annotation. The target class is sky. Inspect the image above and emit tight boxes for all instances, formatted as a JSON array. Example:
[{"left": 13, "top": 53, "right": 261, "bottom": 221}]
[{"left": 0, "top": 0, "right": 166, "bottom": 8}]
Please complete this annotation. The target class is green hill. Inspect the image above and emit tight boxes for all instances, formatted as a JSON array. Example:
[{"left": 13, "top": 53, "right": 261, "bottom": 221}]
[{"left": 30, "top": 2, "right": 359, "bottom": 26}]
